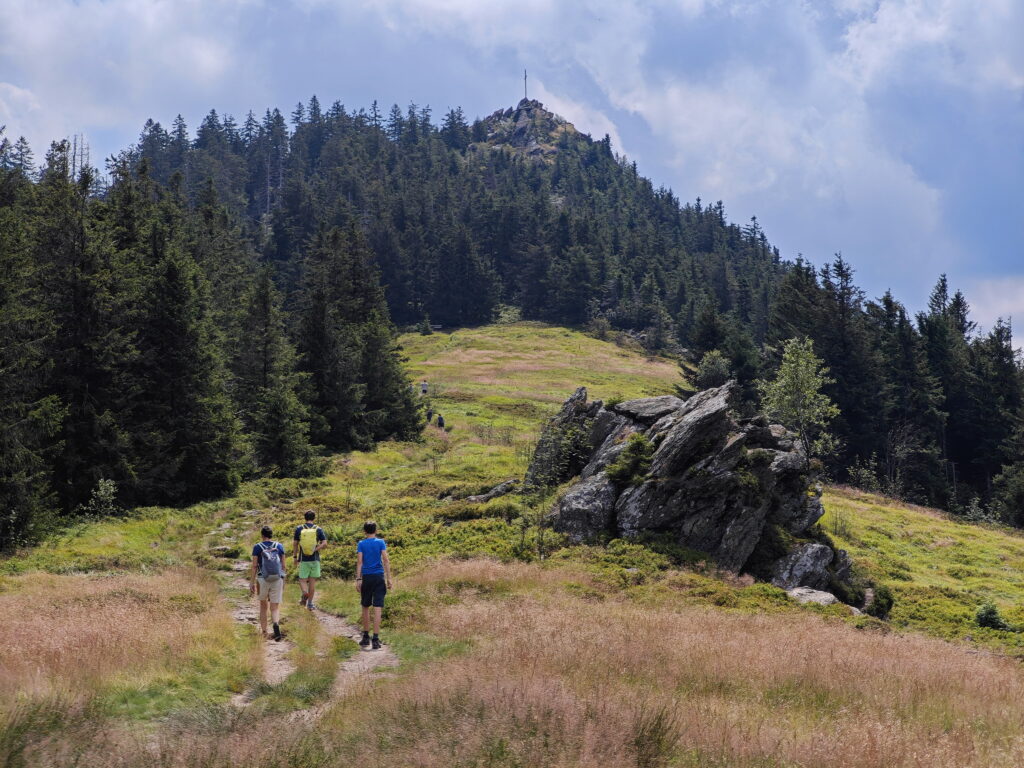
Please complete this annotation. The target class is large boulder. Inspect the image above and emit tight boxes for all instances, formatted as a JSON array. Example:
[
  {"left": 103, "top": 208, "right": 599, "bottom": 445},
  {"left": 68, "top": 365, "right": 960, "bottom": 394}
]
[
  {"left": 530, "top": 384, "right": 854, "bottom": 600},
  {"left": 770, "top": 543, "right": 833, "bottom": 590},
  {"left": 554, "top": 474, "right": 618, "bottom": 541}
]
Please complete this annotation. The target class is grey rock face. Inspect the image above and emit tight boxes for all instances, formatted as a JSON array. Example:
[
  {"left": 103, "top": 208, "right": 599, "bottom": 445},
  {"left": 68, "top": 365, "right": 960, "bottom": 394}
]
[
  {"left": 537, "top": 383, "right": 851, "bottom": 599},
  {"left": 524, "top": 386, "right": 603, "bottom": 489},
  {"left": 581, "top": 419, "right": 635, "bottom": 480},
  {"left": 610, "top": 395, "right": 685, "bottom": 424},
  {"left": 555, "top": 474, "right": 618, "bottom": 542},
  {"left": 770, "top": 543, "right": 834, "bottom": 590}
]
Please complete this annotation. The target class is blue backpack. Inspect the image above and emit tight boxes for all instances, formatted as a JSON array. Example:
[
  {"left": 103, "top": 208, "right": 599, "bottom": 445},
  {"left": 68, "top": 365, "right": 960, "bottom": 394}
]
[{"left": 260, "top": 542, "right": 283, "bottom": 582}]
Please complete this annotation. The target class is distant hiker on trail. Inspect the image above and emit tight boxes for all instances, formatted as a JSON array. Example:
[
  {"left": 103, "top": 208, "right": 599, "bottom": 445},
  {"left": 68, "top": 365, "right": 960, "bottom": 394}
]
[
  {"left": 250, "top": 525, "right": 285, "bottom": 641},
  {"left": 421, "top": 379, "right": 428, "bottom": 396},
  {"left": 355, "top": 520, "right": 392, "bottom": 650},
  {"left": 436, "top": 414, "right": 445, "bottom": 430},
  {"left": 294, "top": 510, "right": 327, "bottom": 611},
  {"left": 426, "top": 407, "right": 433, "bottom": 423}
]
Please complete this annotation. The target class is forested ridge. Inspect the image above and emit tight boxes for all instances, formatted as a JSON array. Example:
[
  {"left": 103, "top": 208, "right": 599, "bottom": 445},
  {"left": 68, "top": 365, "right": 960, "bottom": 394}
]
[
  {"left": 0, "top": 126, "right": 420, "bottom": 545},
  {"left": 1, "top": 94, "right": 1022, "bottom": 544}
]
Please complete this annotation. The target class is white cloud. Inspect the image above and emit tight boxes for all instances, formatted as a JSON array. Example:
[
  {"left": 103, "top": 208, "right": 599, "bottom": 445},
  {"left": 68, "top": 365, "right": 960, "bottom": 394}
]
[
  {"left": 0, "top": 83, "right": 40, "bottom": 132},
  {"left": 531, "top": 81, "right": 629, "bottom": 157},
  {"left": 0, "top": 0, "right": 254, "bottom": 157},
  {"left": 966, "top": 277, "right": 1024, "bottom": 331},
  {"left": 838, "top": 0, "right": 1024, "bottom": 94}
]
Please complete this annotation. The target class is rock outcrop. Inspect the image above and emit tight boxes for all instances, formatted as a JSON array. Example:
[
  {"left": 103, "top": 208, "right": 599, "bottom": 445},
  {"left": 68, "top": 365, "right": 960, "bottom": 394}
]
[
  {"left": 479, "top": 99, "right": 582, "bottom": 159},
  {"left": 527, "top": 383, "right": 855, "bottom": 598}
]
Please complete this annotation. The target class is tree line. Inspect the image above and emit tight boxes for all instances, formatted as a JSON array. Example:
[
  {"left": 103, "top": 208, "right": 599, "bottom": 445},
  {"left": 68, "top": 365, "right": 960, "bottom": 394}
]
[
  {"left": 693, "top": 255, "right": 1024, "bottom": 521},
  {"left": 0, "top": 127, "right": 419, "bottom": 546},
  {"left": 3, "top": 92, "right": 1022, "bottom": 536}
]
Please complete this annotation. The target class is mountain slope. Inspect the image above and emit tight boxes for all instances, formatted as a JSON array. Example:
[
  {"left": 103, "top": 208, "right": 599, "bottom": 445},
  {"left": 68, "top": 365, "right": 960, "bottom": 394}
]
[
  {"left": 133, "top": 97, "right": 782, "bottom": 334},
  {"left": 4, "top": 323, "right": 1024, "bottom": 767}
]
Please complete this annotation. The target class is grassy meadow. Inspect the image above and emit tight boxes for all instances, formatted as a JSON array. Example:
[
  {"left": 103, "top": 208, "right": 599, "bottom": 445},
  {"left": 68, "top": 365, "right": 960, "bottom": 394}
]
[{"left": 4, "top": 321, "right": 1024, "bottom": 767}]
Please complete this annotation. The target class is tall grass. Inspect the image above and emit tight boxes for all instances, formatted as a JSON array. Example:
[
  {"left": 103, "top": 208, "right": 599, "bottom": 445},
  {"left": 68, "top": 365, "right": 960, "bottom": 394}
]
[
  {"left": 310, "top": 559, "right": 1024, "bottom": 768},
  {"left": 0, "top": 568, "right": 221, "bottom": 696}
]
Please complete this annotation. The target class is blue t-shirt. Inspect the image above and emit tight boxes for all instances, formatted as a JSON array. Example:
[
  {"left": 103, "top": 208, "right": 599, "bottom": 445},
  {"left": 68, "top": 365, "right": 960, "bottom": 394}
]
[
  {"left": 357, "top": 537, "right": 386, "bottom": 575},
  {"left": 252, "top": 541, "right": 285, "bottom": 577}
]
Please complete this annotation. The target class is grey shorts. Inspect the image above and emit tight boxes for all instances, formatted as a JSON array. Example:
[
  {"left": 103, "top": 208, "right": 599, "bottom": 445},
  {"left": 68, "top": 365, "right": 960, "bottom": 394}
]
[{"left": 258, "top": 576, "right": 284, "bottom": 603}]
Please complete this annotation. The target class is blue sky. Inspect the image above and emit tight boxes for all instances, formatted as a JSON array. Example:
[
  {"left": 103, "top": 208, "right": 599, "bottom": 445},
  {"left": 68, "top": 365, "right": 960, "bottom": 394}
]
[{"left": 1, "top": 0, "right": 1021, "bottom": 333}]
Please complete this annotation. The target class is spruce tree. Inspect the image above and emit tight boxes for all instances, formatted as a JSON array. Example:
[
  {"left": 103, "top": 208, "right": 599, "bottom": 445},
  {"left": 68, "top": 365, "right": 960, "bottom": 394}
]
[
  {"left": 235, "top": 268, "right": 317, "bottom": 475},
  {"left": 130, "top": 216, "right": 245, "bottom": 503},
  {"left": 0, "top": 164, "right": 63, "bottom": 545},
  {"left": 297, "top": 224, "right": 420, "bottom": 450}
]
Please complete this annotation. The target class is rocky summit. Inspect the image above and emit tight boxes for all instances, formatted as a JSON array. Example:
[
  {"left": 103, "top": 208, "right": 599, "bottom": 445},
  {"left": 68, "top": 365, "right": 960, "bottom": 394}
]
[
  {"left": 525, "top": 383, "right": 856, "bottom": 598},
  {"left": 478, "top": 99, "right": 581, "bottom": 158}
]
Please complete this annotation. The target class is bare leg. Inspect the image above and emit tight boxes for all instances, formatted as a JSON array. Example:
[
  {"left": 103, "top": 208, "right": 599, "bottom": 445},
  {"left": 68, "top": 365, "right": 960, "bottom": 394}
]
[
  {"left": 306, "top": 578, "right": 317, "bottom": 605},
  {"left": 361, "top": 605, "right": 371, "bottom": 632},
  {"left": 259, "top": 600, "right": 269, "bottom": 637},
  {"left": 372, "top": 606, "right": 382, "bottom": 635},
  {"left": 270, "top": 601, "right": 281, "bottom": 626}
]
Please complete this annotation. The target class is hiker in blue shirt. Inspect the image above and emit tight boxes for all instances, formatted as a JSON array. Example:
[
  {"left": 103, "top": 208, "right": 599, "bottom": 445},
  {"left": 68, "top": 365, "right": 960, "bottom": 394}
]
[
  {"left": 355, "top": 520, "right": 392, "bottom": 650},
  {"left": 249, "top": 526, "right": 286, "bottom": 641}
]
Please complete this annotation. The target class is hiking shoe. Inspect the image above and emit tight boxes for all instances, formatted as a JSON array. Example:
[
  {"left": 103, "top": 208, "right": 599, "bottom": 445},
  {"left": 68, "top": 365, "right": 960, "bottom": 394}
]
[
  {"left": 272, "top": 623, "right": 282, "bottom": 642},
  {"left": 299, "top": 593, "right": 308, "bottom": 607},
  {"left": 359, "top": 632, "right": 371, "bottom": 647},
  {"left": 306, "top": 601, "right": 316, "bottom": 611},
  {"left": 371, "top": 636, "right": 382, "bottom": 650}
]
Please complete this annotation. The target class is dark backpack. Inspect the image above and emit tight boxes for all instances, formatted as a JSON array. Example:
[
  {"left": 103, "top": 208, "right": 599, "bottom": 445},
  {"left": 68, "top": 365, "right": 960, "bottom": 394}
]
[{"left": 260, "top": 542, "right": 283, "bottom": 581}]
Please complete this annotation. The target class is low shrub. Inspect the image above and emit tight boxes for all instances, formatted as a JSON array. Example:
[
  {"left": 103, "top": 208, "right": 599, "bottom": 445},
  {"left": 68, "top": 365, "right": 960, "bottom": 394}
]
[
  {"left": 866, "top": 583, "right": 894, "bottom": 619},
  {"left": 975, "top": 601, "right": 1011, "bottom": 631},
  {"left": 606, "top": 433, "right": 654, "bottom": 487}
]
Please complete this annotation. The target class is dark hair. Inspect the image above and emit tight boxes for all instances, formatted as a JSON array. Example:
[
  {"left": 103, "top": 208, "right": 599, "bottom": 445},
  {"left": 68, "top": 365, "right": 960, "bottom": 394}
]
[
  {"left": 304, "top": 510, "right": 316, "bottom": 521},
  {"left": 261, "top": 526, "right": 273, "bottom": 538},
  {"left": 363, "top": 520, "right": 377, "bottom": 534}
]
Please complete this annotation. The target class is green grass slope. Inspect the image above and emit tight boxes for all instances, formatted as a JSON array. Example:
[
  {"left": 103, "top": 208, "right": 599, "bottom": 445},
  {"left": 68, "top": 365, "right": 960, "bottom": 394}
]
[{"left": 823, "top": 486, "right": 1024, "bottom": 651}]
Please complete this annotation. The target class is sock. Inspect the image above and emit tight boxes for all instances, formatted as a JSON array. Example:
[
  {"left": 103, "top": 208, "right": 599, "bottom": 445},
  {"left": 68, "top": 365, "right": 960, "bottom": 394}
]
[{"left": 372, "top": 633, "right": 379, "bottom": 639}]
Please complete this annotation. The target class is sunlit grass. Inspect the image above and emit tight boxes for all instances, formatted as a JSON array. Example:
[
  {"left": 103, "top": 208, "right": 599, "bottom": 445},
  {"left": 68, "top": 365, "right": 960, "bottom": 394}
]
[{"left": 822, "top": 485, "right": 1024, "bottom": 652}]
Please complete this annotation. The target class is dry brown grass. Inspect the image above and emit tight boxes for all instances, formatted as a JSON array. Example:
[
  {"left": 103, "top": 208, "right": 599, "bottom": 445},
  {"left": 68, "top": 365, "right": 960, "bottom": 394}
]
[
  {"left": 0, "top": 568, "right": 222, "bottom": 699},
  {"left": 16, "top": 558, "right": 1024, "bottom": 767},
  {"left": 323, "top": 560, "right": 1024, "bottom": 768}
]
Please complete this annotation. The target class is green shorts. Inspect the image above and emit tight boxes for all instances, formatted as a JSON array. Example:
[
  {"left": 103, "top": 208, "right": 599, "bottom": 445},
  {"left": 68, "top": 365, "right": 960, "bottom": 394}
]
[{"left": 298, "top": 560, "right": 322, "bottom": 579}]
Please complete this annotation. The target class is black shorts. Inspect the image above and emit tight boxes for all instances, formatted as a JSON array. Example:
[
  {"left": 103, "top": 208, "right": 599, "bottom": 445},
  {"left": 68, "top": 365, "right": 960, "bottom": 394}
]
[{"left": 360, "top": 573, "right": 387, "bottom": 608}]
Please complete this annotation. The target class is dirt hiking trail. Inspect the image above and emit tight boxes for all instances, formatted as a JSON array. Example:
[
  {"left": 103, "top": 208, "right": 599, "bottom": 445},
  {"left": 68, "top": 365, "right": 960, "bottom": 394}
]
[{"left": 227, "top": 561, "right": 398, "bottom": 713}]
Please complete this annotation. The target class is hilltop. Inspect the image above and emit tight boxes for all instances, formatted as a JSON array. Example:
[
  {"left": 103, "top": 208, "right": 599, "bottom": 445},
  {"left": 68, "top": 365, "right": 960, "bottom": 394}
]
[
  {"left": 4, "top": 322, "right": 1024, "bottom": 768},
  {"left": 476, "top": 98, "right": 584, "bottom": 159}
]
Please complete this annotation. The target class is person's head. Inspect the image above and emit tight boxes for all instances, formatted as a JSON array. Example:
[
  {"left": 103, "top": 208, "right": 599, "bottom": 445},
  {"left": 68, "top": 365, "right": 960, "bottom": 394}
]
[
  {"left": 363, "top": 520, "right": 378, "bottom": 536},
  {"left": 261, "top": 525, "right": 273, "bottom": 540},
  {"left": 304, "top": 510, "right": 316, "bottom": 522}
]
